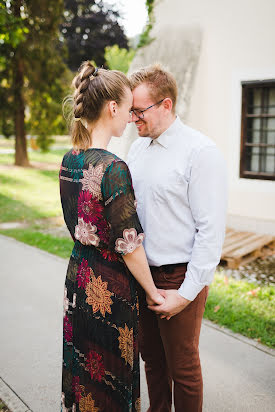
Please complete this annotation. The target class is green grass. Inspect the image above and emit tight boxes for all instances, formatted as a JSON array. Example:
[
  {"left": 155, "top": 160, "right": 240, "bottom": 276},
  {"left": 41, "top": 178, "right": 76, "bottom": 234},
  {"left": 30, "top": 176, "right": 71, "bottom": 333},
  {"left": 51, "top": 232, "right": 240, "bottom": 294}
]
[
  {"left": 0, "top": 228, "right": 74, "bottom": 259},
  {"left": 0, "top": 149, "right": 68, "bottom": 223},
  {"left": 0, "top": 148, "right": 68, "bottom": 165},
  {"left": 0, "top": 399, "right": 10, "bottom": 411},
  {"left": 204, "top": 272, "right": 275, "bottom": 348}
]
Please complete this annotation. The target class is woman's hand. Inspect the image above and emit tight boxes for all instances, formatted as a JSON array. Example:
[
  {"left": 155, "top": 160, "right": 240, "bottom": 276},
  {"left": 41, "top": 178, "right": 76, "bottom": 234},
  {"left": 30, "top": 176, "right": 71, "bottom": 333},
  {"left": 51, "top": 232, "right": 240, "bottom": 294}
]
[{"left": 146, "top": 291, "right": 165, "bottom": 306}]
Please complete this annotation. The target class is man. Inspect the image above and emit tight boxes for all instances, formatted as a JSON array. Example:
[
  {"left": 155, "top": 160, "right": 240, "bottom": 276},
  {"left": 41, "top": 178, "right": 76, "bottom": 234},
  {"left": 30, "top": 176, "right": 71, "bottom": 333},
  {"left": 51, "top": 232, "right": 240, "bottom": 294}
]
[{"left": 127, "top": 64, "right": 227, "bottom": 412}]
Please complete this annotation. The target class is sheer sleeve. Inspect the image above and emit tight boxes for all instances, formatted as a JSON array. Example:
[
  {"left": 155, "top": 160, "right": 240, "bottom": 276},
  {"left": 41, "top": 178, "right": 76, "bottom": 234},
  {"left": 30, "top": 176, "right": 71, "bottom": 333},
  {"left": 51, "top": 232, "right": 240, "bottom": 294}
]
[{"left": 101, "top": 160, "right": 144, "bottom": 255}]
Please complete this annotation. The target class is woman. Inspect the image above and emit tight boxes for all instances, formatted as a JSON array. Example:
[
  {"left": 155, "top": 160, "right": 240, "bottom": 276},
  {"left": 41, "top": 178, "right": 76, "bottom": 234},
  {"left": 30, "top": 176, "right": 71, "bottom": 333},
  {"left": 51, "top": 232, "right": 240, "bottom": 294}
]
[{"left": 59, "top": 61, "right": 164, "bottom": 412}]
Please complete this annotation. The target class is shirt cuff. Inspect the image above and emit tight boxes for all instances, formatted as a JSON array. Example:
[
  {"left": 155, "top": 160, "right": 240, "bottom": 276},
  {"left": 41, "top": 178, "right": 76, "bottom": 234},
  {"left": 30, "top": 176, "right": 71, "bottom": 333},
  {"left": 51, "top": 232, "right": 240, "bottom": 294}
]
[{"left": 177, "top": 277, "right": 204, "bottom": 301}]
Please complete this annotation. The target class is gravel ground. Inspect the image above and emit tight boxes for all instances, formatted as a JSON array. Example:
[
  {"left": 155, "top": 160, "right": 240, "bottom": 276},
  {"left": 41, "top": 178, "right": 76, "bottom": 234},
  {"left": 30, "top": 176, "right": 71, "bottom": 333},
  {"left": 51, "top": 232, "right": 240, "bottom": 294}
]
[{"left": 217, "top": 254, "right": 275, "bottom": 286}]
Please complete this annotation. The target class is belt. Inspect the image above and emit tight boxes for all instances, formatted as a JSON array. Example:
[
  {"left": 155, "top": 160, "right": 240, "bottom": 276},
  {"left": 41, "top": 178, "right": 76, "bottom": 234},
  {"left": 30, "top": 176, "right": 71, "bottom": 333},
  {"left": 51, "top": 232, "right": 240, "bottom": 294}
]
[{"left": 150, "top": 262, "right": 188, "bottom": 273}]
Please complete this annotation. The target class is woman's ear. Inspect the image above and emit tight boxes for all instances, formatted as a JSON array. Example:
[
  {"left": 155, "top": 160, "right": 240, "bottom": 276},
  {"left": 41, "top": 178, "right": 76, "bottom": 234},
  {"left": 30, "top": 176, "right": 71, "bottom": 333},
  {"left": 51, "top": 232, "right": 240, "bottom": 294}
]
[{"left": 108, "top": 101, "right": 118, "bottom": 117}]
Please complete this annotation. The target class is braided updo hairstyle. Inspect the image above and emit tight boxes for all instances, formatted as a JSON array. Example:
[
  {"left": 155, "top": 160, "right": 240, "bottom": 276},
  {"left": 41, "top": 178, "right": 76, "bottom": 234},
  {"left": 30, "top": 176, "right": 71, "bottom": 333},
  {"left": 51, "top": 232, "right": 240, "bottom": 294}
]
[{"left": 68, "top": 61, "right": 131, "bottom": 150}]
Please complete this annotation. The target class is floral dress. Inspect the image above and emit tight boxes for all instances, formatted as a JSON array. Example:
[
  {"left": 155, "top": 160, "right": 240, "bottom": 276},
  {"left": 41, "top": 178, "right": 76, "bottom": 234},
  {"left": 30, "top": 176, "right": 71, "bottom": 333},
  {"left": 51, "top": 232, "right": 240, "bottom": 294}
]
[{"left": 59, "top": 148, "right": 144, "bottom": 412}]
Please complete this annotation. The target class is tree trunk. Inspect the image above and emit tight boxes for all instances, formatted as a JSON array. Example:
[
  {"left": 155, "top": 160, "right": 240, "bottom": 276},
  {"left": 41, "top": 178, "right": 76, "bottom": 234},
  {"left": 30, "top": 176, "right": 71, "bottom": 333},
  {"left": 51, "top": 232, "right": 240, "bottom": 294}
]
[{"left": 13, "top": 0, "right": 29, "bottom": 167}]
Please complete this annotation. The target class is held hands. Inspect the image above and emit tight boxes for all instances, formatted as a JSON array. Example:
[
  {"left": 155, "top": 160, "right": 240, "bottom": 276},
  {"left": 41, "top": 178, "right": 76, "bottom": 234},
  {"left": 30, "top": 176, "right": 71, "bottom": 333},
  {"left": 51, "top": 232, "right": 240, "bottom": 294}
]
[
  {"left": 148, "top": 289, "right": 191, "bottom": 320},
  {"left": 146, "top": 291, "right": 165, "bottom": 306}
]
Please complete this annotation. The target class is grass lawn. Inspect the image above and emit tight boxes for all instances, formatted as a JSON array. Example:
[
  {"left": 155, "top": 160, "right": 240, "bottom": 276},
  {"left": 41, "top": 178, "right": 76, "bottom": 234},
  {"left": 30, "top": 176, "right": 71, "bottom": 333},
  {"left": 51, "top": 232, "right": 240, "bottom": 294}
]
[
  {"left": 0, "top": 228, "right": 73, "bottom": 259},
  {"left": 0, "top": 149, "right": 67, "bottom": 222},
  {"left": 204, "top": 272, "right": 275, "bottom": 348}
]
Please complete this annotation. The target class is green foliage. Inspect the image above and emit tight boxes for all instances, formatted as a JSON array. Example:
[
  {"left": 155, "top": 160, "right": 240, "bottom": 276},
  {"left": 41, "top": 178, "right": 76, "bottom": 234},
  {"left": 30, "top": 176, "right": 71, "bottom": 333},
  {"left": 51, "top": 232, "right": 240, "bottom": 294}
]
[
  {"left": 138, "top": 0, "right": 155, "bottom": 48},
  {"left": 0, "top": 2, "right": 28, "bottom": 64},
  {"left": 204, "top": 273, "right": 275, "bottom": 348},
  {"left": 104, "top": 45, "right": 135, "bottom": 73}
]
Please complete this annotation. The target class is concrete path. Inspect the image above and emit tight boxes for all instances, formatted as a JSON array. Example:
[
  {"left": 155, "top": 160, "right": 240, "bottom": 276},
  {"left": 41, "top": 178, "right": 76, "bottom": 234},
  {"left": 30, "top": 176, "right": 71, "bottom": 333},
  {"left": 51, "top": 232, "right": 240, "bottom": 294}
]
[{"left": 0, "top": 235, "right": 274, "bottom": 412}]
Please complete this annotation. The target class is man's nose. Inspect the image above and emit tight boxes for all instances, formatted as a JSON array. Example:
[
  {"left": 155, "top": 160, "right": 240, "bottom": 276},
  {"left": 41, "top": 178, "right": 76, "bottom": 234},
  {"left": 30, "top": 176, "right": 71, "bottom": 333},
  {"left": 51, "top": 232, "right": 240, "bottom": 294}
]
[{"left": 130, "top": 112, "right": 139, "bottom": 122}]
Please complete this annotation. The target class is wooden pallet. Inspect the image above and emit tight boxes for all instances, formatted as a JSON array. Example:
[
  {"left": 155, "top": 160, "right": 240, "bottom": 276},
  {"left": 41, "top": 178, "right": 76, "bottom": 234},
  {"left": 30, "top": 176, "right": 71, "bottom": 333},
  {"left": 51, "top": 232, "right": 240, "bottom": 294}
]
[{"left": 221, "top": 227, "right": 275, "bottom": 269}]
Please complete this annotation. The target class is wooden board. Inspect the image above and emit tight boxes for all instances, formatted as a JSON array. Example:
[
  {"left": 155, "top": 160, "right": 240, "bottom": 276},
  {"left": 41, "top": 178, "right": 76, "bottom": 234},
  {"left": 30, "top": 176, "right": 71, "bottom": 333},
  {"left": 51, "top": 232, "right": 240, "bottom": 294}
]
[{"left": 221, "top": 228, "right": 275, "bottom": 269}]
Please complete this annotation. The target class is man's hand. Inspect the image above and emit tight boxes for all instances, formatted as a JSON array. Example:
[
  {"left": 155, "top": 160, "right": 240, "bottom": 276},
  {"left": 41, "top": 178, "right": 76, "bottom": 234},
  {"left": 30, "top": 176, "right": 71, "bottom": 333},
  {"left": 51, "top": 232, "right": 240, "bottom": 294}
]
[{"left": 148, "top": 289, "right": 191, "bottom": 320}]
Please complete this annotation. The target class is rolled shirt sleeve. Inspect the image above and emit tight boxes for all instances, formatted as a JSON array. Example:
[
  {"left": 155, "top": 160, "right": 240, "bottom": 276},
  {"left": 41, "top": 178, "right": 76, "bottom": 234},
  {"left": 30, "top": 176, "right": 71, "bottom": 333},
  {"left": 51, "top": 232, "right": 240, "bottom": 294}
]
[{"left": 178, "top": 145, "right": 228, "bottom": 301}]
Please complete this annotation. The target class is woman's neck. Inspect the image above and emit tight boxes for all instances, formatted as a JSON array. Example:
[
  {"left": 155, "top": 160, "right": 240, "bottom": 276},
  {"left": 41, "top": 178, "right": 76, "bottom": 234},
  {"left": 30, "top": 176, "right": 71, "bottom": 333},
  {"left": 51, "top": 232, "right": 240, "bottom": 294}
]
[{"left": 87, "top": 121, "right": 112, "bottom": 150}]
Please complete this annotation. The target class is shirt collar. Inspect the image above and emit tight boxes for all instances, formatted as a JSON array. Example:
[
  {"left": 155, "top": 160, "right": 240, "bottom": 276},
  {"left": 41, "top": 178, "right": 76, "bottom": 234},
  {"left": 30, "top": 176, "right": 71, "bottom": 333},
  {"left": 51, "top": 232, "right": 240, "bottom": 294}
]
[{"left": 149, "top": 116, "right": 181, "bottom": 149}]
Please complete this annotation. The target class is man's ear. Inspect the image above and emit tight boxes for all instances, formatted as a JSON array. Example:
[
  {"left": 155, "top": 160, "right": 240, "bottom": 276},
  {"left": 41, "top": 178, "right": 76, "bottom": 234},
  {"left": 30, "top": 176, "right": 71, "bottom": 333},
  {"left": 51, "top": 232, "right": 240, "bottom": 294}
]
[{"left": 163, "top": 98, "right": 173, "bottom": 112}]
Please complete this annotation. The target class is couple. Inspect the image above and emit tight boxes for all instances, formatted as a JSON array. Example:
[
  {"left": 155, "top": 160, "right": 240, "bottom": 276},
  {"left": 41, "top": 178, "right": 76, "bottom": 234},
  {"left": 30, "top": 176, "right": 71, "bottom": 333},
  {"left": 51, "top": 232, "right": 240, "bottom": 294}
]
[{"left": 59, "top": 61, "right": 227, "bottom": 412}]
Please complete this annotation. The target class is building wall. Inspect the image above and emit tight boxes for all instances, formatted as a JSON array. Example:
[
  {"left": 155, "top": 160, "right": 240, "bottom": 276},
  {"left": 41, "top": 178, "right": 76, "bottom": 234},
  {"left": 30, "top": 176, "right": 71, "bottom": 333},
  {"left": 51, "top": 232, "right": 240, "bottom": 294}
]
[{"left": 153, "top": 0, "right": 275, "bottom": 233}]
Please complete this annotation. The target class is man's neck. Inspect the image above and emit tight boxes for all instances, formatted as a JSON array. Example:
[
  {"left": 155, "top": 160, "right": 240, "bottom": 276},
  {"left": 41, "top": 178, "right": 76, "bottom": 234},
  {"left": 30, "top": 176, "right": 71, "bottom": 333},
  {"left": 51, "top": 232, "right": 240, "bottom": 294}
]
[{"left": 152, "top": 114, "right": 177, "bottom": 139}]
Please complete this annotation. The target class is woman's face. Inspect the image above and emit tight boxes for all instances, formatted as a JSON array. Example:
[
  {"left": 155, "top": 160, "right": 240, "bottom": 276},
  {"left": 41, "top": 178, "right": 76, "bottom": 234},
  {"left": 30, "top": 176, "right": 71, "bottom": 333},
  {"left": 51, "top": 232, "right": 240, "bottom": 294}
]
[{"left": 111, "top": 87, "right": 133, "bottom": 137}]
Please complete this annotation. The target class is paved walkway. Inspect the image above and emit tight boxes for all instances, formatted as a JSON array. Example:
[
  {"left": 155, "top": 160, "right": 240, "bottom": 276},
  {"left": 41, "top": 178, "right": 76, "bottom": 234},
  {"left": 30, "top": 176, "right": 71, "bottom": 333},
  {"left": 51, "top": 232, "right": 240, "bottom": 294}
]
[{"left": 0, "top": 235, "right": 274, "bottom": 412}]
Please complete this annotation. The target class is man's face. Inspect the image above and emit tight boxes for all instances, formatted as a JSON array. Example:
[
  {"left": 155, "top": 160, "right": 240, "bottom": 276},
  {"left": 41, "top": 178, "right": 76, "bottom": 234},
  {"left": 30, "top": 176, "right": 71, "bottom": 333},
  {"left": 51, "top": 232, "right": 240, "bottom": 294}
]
[{"left": 131, "top": 83, "right": 165, "bottom": 139}]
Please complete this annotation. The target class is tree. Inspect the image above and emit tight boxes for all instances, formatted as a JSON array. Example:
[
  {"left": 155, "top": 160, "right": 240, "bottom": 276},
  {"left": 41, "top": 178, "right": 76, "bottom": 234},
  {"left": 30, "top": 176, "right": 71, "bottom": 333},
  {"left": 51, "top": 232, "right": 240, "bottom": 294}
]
[
  {"left": 0, "top": 0, "right": 67, "bottom": 165},
  {"left": 104, "top": 44, "right": 135, "bottom": 74},
  {"left": 61, "top": 0, "right": 128, "bottom": 71},
  {"left": 0, "top": 1, "right": 28, "bottom": 140}
]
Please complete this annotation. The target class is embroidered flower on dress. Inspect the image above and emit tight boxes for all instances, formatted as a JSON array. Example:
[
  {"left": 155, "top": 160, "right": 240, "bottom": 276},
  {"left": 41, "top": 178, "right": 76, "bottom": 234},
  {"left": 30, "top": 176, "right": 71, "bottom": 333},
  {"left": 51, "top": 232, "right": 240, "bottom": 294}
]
[
  {"left": 97, "top": 218, "right": 110, "bottom": 244},
  {"left": 75, "top": 218, "right": 100, "bottom": 246},
  {"left": 72, "top": 376, "right": 82, "bottom": 403},
  {"left": 76, "top": 259, "right": 91, "bottom": 289},
  {"left": 115, "top": 228, "right": 144, "bottom": 255},
  {"left": 64, "top": 315, "right": 73, "bottom": 342},
  {"left": 85, "top": 274, "right": 113, "bottom": 317},
  {"left": 79, "top": 392, "right": 100, "bottom": 412},
  {"left": 80, "top": 163, "right": 104, "bottom": 200},
  {"left": 86, "top": 350, "right": 105, "bottom": 382},
  {"left": 118, "top": 324, "right": 133, "bottom": 368},
  {"left": 135, "top": 397, "right": 141, "bottom": 412},
  {"left": 77, "top": 191, "right": 103, "bottom": 224},
  {"left": 100, "top": 248, "right": 118, "bottom": 262},
  {"left": 63, "top": 287, "right": 69, "bottom": 318}
]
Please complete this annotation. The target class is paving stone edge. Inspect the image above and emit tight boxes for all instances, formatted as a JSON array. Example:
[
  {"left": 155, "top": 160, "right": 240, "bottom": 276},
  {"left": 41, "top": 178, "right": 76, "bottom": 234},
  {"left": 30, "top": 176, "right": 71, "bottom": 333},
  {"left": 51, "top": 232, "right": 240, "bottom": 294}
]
[{"left": 0, "top": 378, "right": 31, "bottom": 412}]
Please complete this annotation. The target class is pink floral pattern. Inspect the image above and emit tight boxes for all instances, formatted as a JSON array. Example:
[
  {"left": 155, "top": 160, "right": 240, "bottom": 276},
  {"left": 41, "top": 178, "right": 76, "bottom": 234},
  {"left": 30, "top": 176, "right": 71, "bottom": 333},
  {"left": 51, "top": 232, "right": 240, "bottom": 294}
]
[
  {"left": 72, "top": 376, "right": 82, "bottom": 402},
  {"left": 100, "top": 248, "right": 119, "bottom": 262},
  {"left": 74, "top": 218, "right": 100, "bottom": 246},
  {"left": 97, "top": 219, "right": 110, "bottom": 244},
  {"left": 76, "top": 259, "right": 91, "bottom": 289},
  {"left": 86, "top": 350, "right": 105, "bottom": 382},
  {"left": 80, "top": 163, "right": 104, "bottom": 200},
  {"left": 64, "top": 315, "right": 73, "bottom": 342},
  {"left": 115, "top": 228, "right": 145, "bottom": 255},
  {"left": 77, "top": 190, "right": 103, "bottom": 223}
]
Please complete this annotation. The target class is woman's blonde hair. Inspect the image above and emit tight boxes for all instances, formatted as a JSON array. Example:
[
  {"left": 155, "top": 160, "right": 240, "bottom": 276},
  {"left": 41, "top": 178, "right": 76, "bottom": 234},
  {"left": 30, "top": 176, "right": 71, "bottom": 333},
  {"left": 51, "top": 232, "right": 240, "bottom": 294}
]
[
  {"left": 64, "top": 61, "right": 131, "bottom": 150},
  {"left": 129, "top": 63, "right": 178, "bottom": 113}
]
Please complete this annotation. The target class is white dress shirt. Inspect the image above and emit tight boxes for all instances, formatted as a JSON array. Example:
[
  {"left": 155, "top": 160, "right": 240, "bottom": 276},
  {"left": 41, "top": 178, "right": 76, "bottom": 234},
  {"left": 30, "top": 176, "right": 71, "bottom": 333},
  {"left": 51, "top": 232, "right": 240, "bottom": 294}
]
[{"left": 127, "top": 116, "right": 228, "bottom": 301}]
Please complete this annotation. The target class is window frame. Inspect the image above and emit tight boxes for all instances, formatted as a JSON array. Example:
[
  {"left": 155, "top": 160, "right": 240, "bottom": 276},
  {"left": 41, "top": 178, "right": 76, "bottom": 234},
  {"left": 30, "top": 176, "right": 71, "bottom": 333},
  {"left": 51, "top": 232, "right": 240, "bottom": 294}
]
[{"left": 240, "top": 79, "right": 275, "bottom": 181}]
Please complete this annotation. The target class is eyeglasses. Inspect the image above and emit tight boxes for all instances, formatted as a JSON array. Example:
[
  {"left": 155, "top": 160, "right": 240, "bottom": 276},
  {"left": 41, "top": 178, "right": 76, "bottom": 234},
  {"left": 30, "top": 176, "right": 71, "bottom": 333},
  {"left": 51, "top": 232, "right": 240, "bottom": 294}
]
[{"left": 130, "top": 98, "right": 165, "bottom": 120}]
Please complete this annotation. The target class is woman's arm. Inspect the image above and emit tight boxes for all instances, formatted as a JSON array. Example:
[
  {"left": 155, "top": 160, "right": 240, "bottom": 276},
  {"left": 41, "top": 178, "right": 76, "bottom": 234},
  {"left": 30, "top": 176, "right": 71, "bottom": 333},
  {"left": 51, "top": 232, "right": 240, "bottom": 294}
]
[{"left": 123, "top": 245, "right": 164, "bottom": 306}]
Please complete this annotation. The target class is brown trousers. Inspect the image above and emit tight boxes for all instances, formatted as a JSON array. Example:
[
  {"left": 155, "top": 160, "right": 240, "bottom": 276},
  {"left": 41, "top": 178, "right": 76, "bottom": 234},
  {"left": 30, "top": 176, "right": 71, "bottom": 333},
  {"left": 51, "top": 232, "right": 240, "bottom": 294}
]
[{"left": 138, "top": 264, "right": 208, "bottom": 412}]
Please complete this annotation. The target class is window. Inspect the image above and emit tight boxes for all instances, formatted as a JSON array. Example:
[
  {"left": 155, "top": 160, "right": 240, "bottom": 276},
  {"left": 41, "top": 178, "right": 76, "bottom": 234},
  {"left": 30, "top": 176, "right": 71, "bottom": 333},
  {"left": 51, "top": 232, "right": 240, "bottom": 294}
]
[{"left": 240, "top": 80, "right": 275, "bottom": 180}]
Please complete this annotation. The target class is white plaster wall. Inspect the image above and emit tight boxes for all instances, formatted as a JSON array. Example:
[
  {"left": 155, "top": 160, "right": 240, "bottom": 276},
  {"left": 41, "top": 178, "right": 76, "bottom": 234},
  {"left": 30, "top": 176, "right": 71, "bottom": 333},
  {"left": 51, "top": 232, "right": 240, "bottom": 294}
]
[{"left": 153, "top": 0, "right": 275, "bottom": 232}]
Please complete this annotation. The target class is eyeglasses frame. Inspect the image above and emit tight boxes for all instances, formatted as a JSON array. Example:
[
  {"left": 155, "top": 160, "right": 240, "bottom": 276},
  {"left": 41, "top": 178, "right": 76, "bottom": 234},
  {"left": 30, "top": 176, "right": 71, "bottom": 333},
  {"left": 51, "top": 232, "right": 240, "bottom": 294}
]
[{"left": 130, "top": 98, "right": 165, "bottom": 119}]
